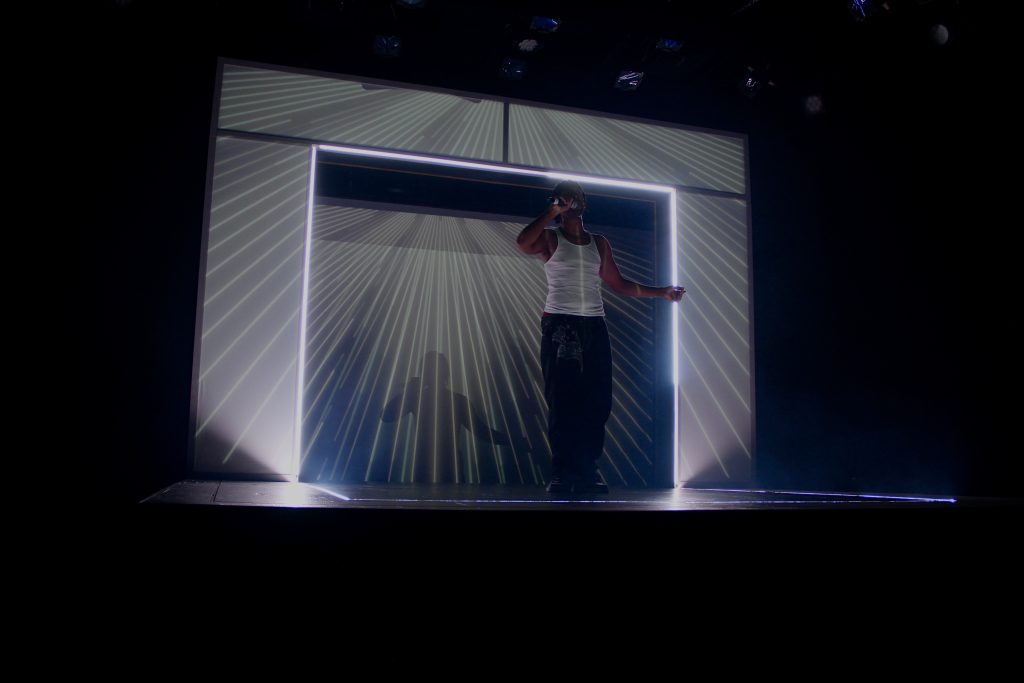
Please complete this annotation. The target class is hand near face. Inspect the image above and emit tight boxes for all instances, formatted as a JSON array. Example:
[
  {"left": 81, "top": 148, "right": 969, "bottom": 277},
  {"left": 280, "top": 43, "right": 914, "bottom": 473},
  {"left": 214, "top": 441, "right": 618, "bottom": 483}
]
[{"left": 552, "top": 194, "right": 575, "bottom": 216}]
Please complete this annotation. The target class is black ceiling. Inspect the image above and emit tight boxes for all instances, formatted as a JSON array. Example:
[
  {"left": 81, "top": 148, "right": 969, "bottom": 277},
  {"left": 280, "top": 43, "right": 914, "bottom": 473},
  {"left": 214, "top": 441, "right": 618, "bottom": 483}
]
[{"left": 87, "top": 0, "right": 975, "bottom": 135}]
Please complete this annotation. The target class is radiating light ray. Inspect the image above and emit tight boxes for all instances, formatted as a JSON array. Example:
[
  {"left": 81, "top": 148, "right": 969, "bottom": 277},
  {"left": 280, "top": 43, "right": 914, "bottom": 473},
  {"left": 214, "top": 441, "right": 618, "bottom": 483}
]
[
  {"left": 603, "top": 428, "right": 648, "bottom": 485},
  {"left": 199, "top": 269, "right": 303, "bottom": 381},
  {"left": 607, "top": 410, "right": 653, "bottom": 465},
  {"left": 684, "top": 222, "right": 750, "bottom": 285},
  {"left": 683, "top": 315, "right": 751, "bottom": 412},
  {"left": 201, "top": 237, "right": 306, "bottom": 340},
  {"left": 681, "top": 389, "right": 729, "bottom": 478},
  {"left": 679, "top": 254, "right": 749, "bottom": 324},
  {"left": 361, "top": 240, "right": 433, "bottom": 479},
  {"left": 301, "top": 205, "right": 661, "bottom": 486},
  {"left": 228, "top": 356, "right": 298, "bottom": 465},
  {"left": 221, "top": 65, "right": 504, "bottom": 160},
  {"left": 509, "top": 105, "right": 745, "bottom": 193},
  {"left": 209, "top": 148, "right": 309, "bottom": 201},
  {"left": 681, "top": 199, "right": 749, "bottom": 255},
  {"left": 681, "top": 296, "right": 750, "bottom": 373},
  {"left": 210, "top": 144, "right": 307, "bottom": 201},
  {"left": 197, "top": 307, "right": 301, "bottom": 435},
  {"left": 204, "top": 220, "right": 305, "bottom": 309},
  {"left": 679, "top": 340, "right": 752, "bottom": 458},
  {"left": 679, "top": 285, "right": 749, "bottom": 354},
  {"left": 223, "top": 81, "right": 391, "bottom": 128},
  {"left": 208, "top": 173, "right": 308, "bottom": 243},
  {"left": 194, "top": 138, "right": 312, "bottom": 475},
  {"left": 680, "top": 237, "right": 750, "bottom": 306}
]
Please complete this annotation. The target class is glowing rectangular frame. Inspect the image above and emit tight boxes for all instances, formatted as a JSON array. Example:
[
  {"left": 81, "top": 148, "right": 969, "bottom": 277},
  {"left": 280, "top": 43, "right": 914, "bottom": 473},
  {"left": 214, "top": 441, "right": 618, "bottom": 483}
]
[{"left": 295, "top": 143, "right": 681, "bottom": 484}]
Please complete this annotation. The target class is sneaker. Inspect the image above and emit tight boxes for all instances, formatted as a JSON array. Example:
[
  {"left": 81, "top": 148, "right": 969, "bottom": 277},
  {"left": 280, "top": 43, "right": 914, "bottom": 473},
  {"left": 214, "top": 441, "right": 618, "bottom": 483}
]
[
  {"left": 574, "top": 470, "right": 609, "bottom": 495},
  {"left": 546, "top": 475, "right": 572, "bottom": 494}
]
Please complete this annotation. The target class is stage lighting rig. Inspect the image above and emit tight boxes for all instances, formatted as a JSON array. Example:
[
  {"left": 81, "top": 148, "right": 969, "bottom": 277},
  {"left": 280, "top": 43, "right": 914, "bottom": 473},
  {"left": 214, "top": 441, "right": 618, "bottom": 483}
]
[
  {"left": 530, "top": 16, "right": 561, "bottom": 33},
  {"left": 655, "top": 38, "right": 683, "bottom": 53},
  {"left": 373, "top": 35, "right": 402, "bottom": 57},
  {"left": 615, "top": 71, "right": 644, "bottom": 91},
  {"left": 738, "top": 66, "right": 774, "bottom": 99},
  {"left": 500, "top": 58, "right": 527, "bottom": 80},
  {"left": 848, "top": 0, "right": 890, "bottom": 22}
]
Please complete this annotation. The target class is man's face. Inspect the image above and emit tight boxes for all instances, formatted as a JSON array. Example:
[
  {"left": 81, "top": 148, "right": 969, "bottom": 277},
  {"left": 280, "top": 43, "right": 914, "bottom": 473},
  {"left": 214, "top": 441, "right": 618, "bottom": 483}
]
[{"left": 558, "top": 193, "right": 584, "bottom": 215}]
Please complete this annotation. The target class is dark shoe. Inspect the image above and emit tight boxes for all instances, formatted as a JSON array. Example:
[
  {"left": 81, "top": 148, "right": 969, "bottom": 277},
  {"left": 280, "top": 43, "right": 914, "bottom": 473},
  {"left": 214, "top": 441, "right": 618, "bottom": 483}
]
[
  {"left": 546, "top": 476, "right": 572, "bottom": 494},
  {"left": 574, "top": 470, "right": 609, "bottom": 495}
]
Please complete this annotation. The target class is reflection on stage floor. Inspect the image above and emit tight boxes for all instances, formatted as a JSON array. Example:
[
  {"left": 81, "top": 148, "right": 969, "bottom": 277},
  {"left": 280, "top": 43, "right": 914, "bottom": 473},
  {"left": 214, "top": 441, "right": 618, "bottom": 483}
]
[{"left": 143, "top": 480, "right": 957, "bottom": 510}]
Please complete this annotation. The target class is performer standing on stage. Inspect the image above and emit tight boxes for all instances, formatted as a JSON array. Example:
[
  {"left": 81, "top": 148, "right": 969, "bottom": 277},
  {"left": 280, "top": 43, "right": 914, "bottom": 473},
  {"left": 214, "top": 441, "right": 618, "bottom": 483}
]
[{"left": 516, "top": 180, "right": 685, "bottom": 493}]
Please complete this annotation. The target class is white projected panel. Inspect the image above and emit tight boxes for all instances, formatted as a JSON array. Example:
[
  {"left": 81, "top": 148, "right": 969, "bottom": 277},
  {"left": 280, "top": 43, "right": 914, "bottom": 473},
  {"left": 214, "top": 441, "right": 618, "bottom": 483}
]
[
  {"left": 219, "top": 64, "right": 505, "bottom": 162},
  {"left": 193, "top": 60, "right": 754, "bottom": 486},
  {"left": 677, "top": 193, "right": 752, "bottom": 483},
  {"left": 300, "top": 205, "right": 658, "bottom": 487},
  {"left": 193, "top": 136, "right": 311, "bottom": 477},
  {"left": 509, "top": 104, "right": 746, "bottom": 194}
]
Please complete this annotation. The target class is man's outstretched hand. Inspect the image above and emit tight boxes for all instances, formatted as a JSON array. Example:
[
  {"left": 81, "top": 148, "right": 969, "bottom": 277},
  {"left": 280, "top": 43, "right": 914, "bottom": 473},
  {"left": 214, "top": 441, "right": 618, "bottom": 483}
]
[{"left": 661, "top": 286, "right": 686, "bottom": 302}]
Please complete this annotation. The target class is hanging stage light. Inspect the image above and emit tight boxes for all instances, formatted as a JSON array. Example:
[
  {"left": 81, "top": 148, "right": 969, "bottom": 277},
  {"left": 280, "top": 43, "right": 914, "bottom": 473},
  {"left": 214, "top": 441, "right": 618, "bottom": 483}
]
[
  {"left": 372, "top": 35, "right": 401, "bottom": 57},
  {"left": 848, "top": 0, "right": 889, "bottom": 22},
  {"left": 500, "top": 58, "right": 527, "bottom": 80},
  {"left": 655, "top": 38, "right": 684, "bottom": 53},
  {"left": 615, "top": 71, "right": 644, "bottom": 91},
  {"left": 530, "top": 16, "right": 561, "bottom": 33}
]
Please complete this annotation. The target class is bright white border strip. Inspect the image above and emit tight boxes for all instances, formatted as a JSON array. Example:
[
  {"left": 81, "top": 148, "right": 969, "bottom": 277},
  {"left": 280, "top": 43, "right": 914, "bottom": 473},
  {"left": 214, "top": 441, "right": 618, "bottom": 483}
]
[
  {"left": 292, "top": 145, "right": 319, "bottom": 480},
  {"left": 303, "top": 143, "right": 680, "bottom": 485}
]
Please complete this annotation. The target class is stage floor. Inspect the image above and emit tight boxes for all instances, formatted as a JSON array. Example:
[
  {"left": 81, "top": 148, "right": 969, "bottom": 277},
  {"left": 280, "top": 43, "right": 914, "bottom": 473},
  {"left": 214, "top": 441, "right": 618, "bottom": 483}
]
[
  {"left": 143, "top": 479, "right": 959, "bottom": 510},
  {"left": 124, "top": 480, "right": 1020, "bottom": 582}
]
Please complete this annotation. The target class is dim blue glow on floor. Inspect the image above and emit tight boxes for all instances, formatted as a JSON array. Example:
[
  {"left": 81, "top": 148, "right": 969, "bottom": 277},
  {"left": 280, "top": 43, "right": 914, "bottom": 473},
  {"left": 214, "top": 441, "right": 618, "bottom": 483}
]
[{"left": 695, "top": 487, "right": 956, "bottom": 504}]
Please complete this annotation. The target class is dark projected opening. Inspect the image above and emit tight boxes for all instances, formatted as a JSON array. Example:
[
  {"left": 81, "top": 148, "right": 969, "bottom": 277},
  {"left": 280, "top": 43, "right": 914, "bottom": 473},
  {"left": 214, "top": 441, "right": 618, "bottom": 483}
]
[{"left": 299, "top": 152, "right": 673, "bottom": 487}]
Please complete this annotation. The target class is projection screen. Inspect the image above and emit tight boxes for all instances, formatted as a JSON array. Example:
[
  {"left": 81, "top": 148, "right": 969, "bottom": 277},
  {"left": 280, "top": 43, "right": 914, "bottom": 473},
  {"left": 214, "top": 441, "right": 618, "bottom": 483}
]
[{"left": 189, "top": 60, "right": 753, "bottom": 488}]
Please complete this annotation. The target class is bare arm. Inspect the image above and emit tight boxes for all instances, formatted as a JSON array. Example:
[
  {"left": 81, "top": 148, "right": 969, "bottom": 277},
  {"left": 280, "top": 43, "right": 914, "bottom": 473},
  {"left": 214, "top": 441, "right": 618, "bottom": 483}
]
[
  {"left": 596, "top": 235, "right": 686, "bottom": 301},
  {"left": 516, "top": 199, "right": 571, "bottom": 256}
]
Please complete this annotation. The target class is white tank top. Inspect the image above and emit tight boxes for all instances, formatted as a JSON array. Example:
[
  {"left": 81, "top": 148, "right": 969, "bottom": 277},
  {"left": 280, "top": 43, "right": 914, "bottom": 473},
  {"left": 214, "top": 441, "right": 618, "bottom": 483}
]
[{"left": 543, "top": 228, "right": 605, "bottom": 317}]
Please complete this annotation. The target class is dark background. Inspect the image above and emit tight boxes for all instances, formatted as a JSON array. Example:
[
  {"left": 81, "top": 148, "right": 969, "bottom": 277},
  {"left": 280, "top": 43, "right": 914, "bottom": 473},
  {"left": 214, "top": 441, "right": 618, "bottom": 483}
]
[{"left": 74, "top": 0, "right": 1013, "bottom": 507}]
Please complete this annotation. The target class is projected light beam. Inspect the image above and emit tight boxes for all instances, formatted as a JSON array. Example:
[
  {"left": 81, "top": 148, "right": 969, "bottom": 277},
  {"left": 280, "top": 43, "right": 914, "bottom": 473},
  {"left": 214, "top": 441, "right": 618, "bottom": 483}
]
[
  {"left": 301, "top": 180, "right": 670, "bottom": 486},
  {"left": 299, "top": 145, "right": 678, "bottom": 485}
]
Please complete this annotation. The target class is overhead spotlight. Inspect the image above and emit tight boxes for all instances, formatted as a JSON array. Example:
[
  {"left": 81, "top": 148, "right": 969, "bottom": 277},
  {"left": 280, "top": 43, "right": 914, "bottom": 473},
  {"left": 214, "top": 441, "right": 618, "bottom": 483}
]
[
  {"left": 373, "top": 35, "right": 402, "bottom": 57},
  {"left": 394, "top": 0, "right": 426, "bottom": 7},
  {"left": 655, "top": 38, "right": 684, "bottom": 53},
  {"left": 615, "top": 71, "right": 644, "bottom": 91},
  {"left": 929, "top": 24, "right": 950, "bottom": 46},
  {"left": 516, "top": 38, "right": 542, "bottom": 53},
  {"left": 738, "top": 66, "right": 773, "bottom": 98},
  {"left": 530, "top": 16, "right": 561, "bottom": 33},
  {"left": 500, "top": 58, "right": 528, "bottom": 80},
  {"left": 739, "top": 70, "right": 762, "bottom": 97}
]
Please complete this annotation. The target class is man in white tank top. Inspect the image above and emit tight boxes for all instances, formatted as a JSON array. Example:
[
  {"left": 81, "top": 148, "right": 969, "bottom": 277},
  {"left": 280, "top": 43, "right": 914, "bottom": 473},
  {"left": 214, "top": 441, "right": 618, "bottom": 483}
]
[{"left": 516, "top": 181, "right": 685, "bottom": 494}]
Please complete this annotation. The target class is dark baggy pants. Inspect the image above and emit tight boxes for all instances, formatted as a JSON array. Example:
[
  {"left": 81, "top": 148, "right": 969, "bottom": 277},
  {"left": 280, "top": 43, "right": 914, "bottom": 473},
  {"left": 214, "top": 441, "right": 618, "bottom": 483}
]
[{"left": 540, "top": 314, "right": 613, "bottom": 480}]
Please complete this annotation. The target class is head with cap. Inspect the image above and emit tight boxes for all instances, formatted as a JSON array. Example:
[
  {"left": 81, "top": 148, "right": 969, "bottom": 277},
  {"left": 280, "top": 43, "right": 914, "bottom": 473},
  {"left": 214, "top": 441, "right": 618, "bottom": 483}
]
[{"left": 552, "top": 180, "right": 586, "bottom": 224}]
